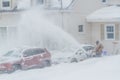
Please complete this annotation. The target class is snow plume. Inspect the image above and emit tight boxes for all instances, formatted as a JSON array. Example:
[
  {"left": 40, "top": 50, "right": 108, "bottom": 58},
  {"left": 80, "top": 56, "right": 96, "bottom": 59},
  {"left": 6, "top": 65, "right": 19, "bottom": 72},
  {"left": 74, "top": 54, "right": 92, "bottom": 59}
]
[
  {"left": 17, "top": 0, "right": 74, "bottom": 9},
  {"left": 17, "top": 0, "right": 31, "bottom": 9},
  {"left": 50, "top": 0, "right": 74, "bottom": 9},
  {"left": 18, "top": 7, "right": 80, "bottom": 52}
]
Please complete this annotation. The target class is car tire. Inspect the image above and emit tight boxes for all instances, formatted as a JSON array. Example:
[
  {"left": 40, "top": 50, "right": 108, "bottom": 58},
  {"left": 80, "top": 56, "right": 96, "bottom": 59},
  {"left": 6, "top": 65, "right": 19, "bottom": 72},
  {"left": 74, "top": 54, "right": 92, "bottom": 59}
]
[
  {"left": 71, "top": 58, "right": 78, "bottom": 63},
  {"left": 7, "top": 64, "right": 21, "bottom": 73},
  {"left": 14, "top": 64, "right": 21, "bottom": 70},
  {"left": 44, "top": 60, "right": 51, "bottom": 67},
  {"left": 38, "top": 62, "right": 45, "bottom": 68},
  {"left": 38, "top": 60, "right": 51, "bottom": 68}
]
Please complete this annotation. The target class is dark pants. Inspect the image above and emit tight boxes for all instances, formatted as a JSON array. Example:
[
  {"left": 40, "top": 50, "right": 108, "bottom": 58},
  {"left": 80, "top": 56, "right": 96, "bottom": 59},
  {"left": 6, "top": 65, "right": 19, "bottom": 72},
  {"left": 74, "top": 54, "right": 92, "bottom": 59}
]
[{"left": 95, "top": 52, "right": 102, "bottom": 57}]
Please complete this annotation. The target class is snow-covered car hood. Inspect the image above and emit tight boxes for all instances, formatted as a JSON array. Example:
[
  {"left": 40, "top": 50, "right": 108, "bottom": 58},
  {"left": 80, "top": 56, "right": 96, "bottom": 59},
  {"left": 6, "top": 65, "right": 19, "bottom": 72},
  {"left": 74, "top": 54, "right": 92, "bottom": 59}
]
[
  {"left": 0, "top": 56, "right": 20, "bottom": 64},
  {"left": 51, "top": 44, "right": 95, "bottom": 64},
  {"left": 51, "top": 51, "right": 75, "bottom": 64}
]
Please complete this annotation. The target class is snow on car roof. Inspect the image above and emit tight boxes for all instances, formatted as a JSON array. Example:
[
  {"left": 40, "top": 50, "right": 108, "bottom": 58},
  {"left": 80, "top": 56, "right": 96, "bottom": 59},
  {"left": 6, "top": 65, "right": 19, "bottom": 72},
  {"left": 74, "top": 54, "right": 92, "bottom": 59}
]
[
  {"left": 80, "top": 44, "right": 94, "bottom": 47},
  {"left": 74, "top": 44, "right": 94, "bottom": 53},
  {"left": 1, "top": 47, "right": 46, "bottom": 56}
]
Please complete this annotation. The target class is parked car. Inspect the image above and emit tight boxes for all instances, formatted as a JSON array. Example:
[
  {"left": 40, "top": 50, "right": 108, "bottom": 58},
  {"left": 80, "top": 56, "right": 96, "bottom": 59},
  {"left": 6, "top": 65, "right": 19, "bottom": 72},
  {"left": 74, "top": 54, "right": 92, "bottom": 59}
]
[
  {"left": 0, "top": 48, "right": 51, "bottom": 73},
  {"left": 52, "top": 44, "right": 95, "bottom": 64},
  {"left": 70, "top": 44, "right": 95, "bottom": 62}
]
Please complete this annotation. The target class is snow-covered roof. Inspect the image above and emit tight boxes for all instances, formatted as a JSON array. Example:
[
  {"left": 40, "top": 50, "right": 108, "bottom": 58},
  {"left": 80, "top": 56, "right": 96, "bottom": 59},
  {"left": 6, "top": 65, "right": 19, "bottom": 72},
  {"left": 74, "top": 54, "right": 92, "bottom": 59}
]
[{"left": 86, "top": 6, "right": 120, "bottom": 22}]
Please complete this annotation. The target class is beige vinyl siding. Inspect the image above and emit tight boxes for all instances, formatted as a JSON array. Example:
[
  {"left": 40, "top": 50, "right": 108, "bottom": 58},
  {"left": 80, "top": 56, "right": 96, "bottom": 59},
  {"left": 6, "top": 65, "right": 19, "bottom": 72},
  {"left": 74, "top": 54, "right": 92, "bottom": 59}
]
[
  {"left": 115, "top": 24, "right": 119, "bottom": 40},
  {"left": 11, "top": 0, "right": 12, "bottom": 8},
  {"left": 101, "top": 24, "right": 104, "bottom": 40}
]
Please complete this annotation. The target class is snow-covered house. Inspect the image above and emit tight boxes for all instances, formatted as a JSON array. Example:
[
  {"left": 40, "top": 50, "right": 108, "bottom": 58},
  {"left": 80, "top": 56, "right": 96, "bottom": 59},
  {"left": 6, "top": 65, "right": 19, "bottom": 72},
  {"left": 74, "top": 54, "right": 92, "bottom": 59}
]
[
  {"left": 86, "top": 5, "right": 120, "bottom": 54},
  {"left": 55, "top": 0, "right": 120, "bottom": 54},
  {"left": 44, "top": 0, "right": 120, "bottom": 53},
  {"left": 0, "top": 0, "right": 20, "bottom": 47},
  {"left": 0, "top": 0, "right": 120, "bottom": 54},
  {"left": 77, "top": 0, "right": 120, "bottom": 54}
]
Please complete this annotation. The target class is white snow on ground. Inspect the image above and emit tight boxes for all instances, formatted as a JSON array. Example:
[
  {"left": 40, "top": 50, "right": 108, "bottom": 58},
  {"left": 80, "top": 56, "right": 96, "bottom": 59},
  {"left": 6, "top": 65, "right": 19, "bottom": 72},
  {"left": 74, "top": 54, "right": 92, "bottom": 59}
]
[
  {"left": 87, "top": 6, "right": 120, "bottom": 22},
  {"left": 0, "top": 55, "right": 120, "bottom": 80}
]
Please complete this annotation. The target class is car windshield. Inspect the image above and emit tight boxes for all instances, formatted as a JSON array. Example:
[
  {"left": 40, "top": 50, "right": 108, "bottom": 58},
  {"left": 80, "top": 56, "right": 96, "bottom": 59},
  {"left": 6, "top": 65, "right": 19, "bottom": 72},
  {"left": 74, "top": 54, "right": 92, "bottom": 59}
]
[
  {"left": 83, "top": 46, "right": 94, "bottom": 51},
  {"left": 23, "top": 48, "right": 45, "bottom": 57},
  {"left": 3, "top": 50, "right": 21, "bottom": 58}
]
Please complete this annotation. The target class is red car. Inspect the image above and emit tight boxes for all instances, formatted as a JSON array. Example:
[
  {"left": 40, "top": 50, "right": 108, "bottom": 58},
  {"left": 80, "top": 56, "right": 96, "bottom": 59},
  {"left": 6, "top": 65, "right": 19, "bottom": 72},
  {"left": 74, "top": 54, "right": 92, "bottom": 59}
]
[{"left": 0, "top": 48, "right": 51, "bottom": 73}]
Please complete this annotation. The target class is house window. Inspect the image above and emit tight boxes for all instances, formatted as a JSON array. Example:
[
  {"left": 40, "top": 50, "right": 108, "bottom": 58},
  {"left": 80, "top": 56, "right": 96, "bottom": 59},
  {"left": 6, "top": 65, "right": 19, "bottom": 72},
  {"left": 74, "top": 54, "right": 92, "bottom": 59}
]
[
  {"left": 2, "top": 1, "right": 10, "bottom": 7},
  {"left": 37, "top": 0, "right": 44, "bottom": 5},
  {"left": 78, "top": 25, "right": 84, "bottom": 32},
  {"left": 102, "top": 0, "right": 106, "bottom": 3},
  {"left": 0, "top": 27, "right": 7, "bottom": 40},
  {"left": 0, "top": 27, "right": 17, "bottom": 42},
  {"left": 2, "top": 0, "right": 10, "bottom": 7},
  {"left": 105, "top": 24, "right": 115, "bottom": 40},
  {"left": 2, "top": 0, "right": 11, "bottom": 10}
]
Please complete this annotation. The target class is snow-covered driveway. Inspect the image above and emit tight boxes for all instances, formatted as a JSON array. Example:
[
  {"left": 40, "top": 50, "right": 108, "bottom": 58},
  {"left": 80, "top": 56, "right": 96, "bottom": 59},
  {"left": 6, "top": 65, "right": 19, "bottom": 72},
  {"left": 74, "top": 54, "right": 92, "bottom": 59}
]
[{"left": 0, "top": 55, "right": 120, "bottom": 80}]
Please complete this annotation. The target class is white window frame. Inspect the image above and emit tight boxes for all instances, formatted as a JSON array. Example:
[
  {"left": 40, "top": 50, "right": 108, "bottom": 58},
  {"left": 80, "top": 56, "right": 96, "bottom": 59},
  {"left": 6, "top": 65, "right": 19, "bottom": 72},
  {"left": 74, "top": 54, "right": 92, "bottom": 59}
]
[
  {"left": 104, "top": 24, "right": 115, "bottom": 40},
  {"left": 1, "top": 0, "right": 11, "bottom": 10},
  {"left": 102, "top": 0, "right": 108, "bottom": 4},
  {"left": 0, "top": 27, "right": 7, "bottom": 41}
]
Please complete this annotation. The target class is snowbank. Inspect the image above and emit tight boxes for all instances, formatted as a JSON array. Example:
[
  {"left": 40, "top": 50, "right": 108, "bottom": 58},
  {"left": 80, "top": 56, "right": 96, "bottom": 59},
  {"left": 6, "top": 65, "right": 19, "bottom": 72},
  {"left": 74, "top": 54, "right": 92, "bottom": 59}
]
[{"left": 0, "top": 55, "right": 120, "bottom": 80}]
